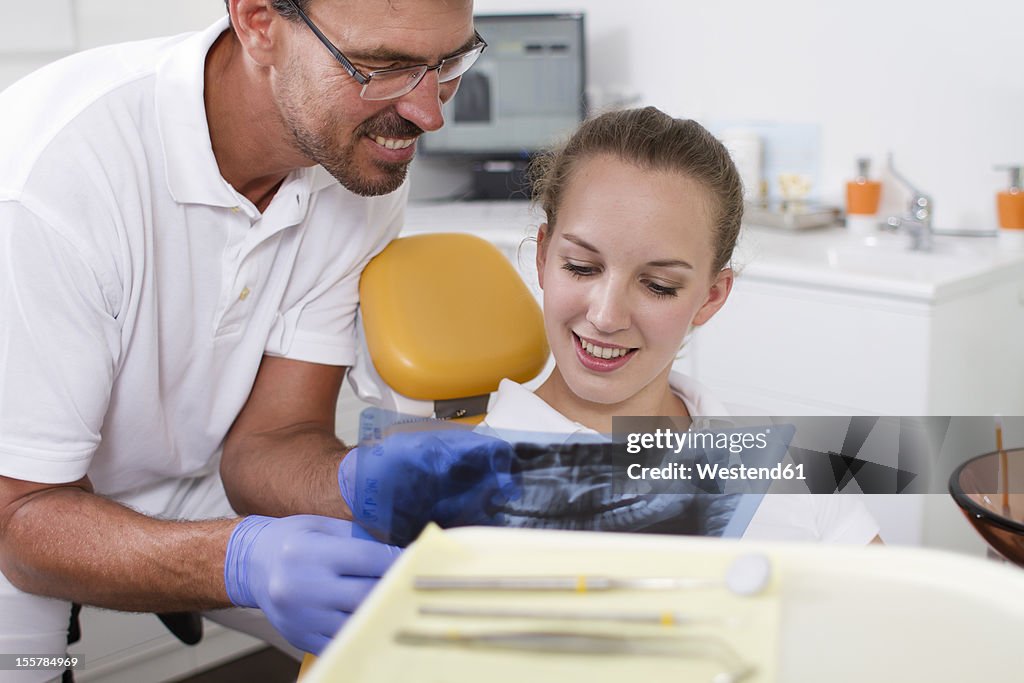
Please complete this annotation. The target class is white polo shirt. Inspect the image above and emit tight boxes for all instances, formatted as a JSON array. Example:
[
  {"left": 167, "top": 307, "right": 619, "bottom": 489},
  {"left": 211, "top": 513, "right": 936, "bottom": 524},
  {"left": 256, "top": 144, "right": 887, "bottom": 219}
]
[
  {"left": 0, "top": 18, "right": 407, "bottom": 496},
  {"left": 483, "top": 374, "right": 880, "bottom": 544}
]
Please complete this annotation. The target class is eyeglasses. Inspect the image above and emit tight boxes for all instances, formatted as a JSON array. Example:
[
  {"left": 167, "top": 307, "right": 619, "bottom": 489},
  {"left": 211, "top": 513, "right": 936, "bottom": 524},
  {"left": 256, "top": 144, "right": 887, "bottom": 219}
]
[{"left": 282, "top": 0, "right": 487, "bottom": 101}]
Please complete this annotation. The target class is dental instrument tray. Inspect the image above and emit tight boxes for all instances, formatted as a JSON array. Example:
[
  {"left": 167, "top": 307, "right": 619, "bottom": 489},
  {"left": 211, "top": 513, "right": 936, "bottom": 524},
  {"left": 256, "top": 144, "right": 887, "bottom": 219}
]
[
  {"left": 304, "top": 525, "right": 781, "bottom": 683},
  {"left": 743, "top": 201, "right": 841, "bottom": 231},
  {"left": 302, "top": 525, "right": 1024, "bottom": 683}
]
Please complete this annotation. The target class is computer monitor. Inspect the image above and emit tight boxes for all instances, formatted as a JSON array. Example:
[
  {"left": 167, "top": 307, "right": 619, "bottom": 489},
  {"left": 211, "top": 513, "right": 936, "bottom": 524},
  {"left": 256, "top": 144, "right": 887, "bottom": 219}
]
[{"left": 422, "top": 13, "right": 587, "bottom": 197}]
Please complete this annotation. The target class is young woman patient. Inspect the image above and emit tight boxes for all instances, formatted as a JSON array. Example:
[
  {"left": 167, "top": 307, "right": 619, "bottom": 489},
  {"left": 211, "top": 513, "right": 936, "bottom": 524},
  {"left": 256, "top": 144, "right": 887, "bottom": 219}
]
[{"left": 482, "top": 106, "right": 881, "bottom": 544}]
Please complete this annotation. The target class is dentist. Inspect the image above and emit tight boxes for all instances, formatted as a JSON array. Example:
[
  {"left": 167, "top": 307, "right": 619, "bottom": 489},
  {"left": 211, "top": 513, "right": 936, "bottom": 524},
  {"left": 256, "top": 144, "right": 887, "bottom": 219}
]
[{"left": 0, "top": 0, "right": 511, "bottom": 669}]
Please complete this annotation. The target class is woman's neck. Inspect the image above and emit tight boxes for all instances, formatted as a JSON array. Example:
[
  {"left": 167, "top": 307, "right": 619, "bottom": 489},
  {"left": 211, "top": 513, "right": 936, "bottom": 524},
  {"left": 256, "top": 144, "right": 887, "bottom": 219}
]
[{"left": 533, "top": 367, "right": 688, "bottom": 433}]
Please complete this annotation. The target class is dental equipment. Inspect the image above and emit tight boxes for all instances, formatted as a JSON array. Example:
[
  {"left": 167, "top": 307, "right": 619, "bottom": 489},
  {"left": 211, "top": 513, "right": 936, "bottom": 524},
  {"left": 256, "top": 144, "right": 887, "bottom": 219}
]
[
  {"left": 418, "top": 604, "right": 741, "bottom": 627},
  {"left": 413, "top": 552, "right": 771, "bottom": 597},
  {"left": 394, "top": 630, "right": 755, "bottom": 682}
]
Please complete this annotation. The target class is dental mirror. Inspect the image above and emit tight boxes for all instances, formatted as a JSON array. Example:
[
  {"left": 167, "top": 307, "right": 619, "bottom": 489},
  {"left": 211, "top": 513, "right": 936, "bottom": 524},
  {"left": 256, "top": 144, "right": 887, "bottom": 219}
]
[{"left": 723, "top": 552, "right": 772, "bottom": 597}]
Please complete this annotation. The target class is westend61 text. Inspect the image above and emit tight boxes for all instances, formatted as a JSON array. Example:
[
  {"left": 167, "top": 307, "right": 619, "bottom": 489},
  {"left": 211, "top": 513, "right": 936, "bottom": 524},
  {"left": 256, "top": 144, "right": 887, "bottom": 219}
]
[
  {"left": 626, "top": 462, "right": 806, "bottom": 482},
  {"left": 625, "top": 428, "right": 771, "bottom": 455}
]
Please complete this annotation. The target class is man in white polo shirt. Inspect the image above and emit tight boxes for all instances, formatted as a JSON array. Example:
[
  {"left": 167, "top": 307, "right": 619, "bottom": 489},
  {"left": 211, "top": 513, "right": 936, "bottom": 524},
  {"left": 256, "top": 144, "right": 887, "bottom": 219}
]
[{"left": 0, "top": 0, "right": 514, "bottom": 673}]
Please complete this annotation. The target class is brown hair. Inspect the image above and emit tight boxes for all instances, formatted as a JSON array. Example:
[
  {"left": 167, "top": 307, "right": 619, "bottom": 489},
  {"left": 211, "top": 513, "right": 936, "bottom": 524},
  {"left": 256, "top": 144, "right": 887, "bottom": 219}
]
[{"left": 530, "top": 106, "right": 744, "bottom": 273}]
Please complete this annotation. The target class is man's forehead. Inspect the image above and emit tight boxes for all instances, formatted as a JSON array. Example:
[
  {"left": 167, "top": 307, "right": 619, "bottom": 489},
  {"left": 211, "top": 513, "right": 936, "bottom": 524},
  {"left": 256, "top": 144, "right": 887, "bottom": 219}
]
[
  {"left": 345, "top": 32, "right": 477, "bottom": 64},
  {"left": 321, "top": 0, "right": 475, "bottom": 59},
  {"left": 320, "top": 0, "right": 473, "bottom": 20}
]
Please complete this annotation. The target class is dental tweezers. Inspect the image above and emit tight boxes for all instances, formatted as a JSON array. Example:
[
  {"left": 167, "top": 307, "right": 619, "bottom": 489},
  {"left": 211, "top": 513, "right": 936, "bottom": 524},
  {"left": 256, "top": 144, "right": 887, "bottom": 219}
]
[
  {"left": 394, "top": 630, "right": 756, "bottom": 682},
  {"left": 419, "top": 604, "right": 738, "bottom": 627}
]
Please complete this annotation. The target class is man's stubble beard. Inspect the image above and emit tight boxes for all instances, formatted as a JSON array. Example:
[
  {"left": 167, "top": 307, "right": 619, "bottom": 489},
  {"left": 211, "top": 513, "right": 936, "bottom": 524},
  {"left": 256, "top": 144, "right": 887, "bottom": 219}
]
[{"left": 278, "top": 68, "right": 414, "bottom": 197}]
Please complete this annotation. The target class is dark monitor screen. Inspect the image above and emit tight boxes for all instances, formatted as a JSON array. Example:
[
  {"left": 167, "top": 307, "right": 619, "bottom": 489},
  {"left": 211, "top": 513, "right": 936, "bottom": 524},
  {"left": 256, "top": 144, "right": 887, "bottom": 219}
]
[{"left": 421, "top": 13, "right": 586, "bottom": 158}]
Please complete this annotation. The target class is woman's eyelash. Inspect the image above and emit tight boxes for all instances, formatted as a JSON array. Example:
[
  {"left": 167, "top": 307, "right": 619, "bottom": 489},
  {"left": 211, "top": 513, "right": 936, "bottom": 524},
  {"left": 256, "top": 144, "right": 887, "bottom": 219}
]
[
  {"left": 562, "top": 262, "right": 679, "bottom": 297},
  {"left": 645, "top": 281, "right": 679, "bottom": 298},
  {"left": 561, "top": 262, "right": 596, "bottom": 278}
]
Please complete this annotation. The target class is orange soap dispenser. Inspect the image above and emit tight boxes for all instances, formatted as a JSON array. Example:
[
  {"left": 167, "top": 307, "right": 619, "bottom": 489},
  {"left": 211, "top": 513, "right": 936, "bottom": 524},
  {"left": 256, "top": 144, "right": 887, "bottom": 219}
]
[
  {"left": 846, "top": 157, "right": 882, "bottom": 236},
  {"left": 995, "top": 165, "right": 1024, "bottom": 249}
]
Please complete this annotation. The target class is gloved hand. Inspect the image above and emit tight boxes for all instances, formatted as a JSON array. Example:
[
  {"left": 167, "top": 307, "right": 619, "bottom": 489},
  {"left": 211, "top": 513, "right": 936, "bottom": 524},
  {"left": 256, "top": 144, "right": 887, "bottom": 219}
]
[
  {"left": 224, "top": 515, "right": 400, "bottom": 655},
  {"left": 339, "top": 429, "right": 521, "bottom": 546}
]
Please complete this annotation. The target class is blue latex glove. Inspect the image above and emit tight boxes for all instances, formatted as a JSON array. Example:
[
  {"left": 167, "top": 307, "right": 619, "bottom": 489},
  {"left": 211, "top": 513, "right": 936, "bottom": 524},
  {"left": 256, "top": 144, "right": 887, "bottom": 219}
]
[
  {"left": 224, "top": 515, "right": 400, "bottom": 655},
  {"left": 339, "top": 429, "right": 521, "bottom": 546}
]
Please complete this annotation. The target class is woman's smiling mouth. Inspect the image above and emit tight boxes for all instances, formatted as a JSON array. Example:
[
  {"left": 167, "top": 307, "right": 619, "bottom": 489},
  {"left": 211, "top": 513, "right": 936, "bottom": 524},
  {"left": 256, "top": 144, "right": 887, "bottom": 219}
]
[{"left": 573, "top": 332, "right": 637, "bottom": 372}]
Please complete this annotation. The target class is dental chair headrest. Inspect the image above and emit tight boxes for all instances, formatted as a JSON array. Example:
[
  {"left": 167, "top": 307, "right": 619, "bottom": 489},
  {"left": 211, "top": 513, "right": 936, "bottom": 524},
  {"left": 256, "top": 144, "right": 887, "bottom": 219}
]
[{"left": 358, "top": 232, "right": 549, "bottom": 420}]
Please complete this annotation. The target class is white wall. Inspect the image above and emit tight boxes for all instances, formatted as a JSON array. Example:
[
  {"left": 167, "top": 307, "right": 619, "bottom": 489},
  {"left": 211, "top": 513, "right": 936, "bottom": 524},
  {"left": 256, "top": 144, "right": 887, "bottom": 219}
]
[
  {"left": 7, "top": 1, "right": 1021, "bottom": 228},
  {"left": 0, "top": 0, "right": 223, "bottom": 90},
  {"left": 471, "top": 0, "right": 1024, "bottom": 230}
]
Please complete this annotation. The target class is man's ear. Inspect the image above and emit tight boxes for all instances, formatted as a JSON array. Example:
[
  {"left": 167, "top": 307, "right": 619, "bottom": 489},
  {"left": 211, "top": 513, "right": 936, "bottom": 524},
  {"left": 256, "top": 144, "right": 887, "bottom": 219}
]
[
  {"left": 535, "top": 223, "right": 550, "bottom": 290},
  {"left": 691, "top": 267, "right": 734, "bottom": 327},
  {"left": 229, "top": 0, "right": 284, "bottom": 67}
]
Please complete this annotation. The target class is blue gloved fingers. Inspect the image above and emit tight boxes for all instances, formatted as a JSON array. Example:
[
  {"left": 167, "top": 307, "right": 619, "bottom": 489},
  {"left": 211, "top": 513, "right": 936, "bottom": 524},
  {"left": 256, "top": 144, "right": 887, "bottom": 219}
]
[
  {"left": 430, "top": 482, "right": 512, "bottom": 529},
  {"left": 438, "top": 438, "right": 500, "bottom": 482},
  {"left": 303, "top": 612, "right": 352, "bottom": 656},
  {"left": 272, "top": 606, "right": 345, "bottom": 654},
  {"left": 339, "top": 428, "right": 519, "bottom": 544},
  {"left": 307, "top": 536, "right": 402, "bottom": 578},
  {"left": 304, "top": 632, "right": 336, "bottom": 657},
  {"left": 434, "top": 432, "right": 519, "bottom": 502},
  {"left": 429, "top": 438, "right": 521, "bottom": 529},
  {"left": 488, "top": 446, "right": 522, "bottom": 503},
  {"left": 349, "top": 520, "right": 380, "bottom": 541},
  {"left": 224, "top": 514, "right": 403, "bottom": 655},
  {"left": 266, "top": 516, "right": 393, "bottom": 580},
  {"left": 320, "top": 576, "right": 380, "bottom": 613},
  {"left": 341, "top": 438, "right": 429, "bottom": 545},
  {"left": 297, "top": 517, "right": 403, "bottom": 576},
  {"left": 274, "top": 606, "right": 348, "bottom": 655}
]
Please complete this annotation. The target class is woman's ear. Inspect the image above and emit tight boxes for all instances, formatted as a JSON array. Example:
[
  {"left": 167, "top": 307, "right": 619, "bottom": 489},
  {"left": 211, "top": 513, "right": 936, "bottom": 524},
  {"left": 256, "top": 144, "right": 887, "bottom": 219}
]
[
  {"left": 535, "top": 223, "right": 550, "bottom": 290},
  {"left": 691, "top": 267, "right": 734, "bottom": 327},
  {"left": 230, "top": 0, "right": 284, "bottom": 67}
]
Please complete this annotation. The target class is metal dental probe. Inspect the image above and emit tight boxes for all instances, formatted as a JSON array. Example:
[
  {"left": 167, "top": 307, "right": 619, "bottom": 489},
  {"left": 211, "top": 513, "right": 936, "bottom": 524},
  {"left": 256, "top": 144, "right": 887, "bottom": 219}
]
[
  {"left": 413, "top": 552, "right": 772, "bottom": 597},
  {"left": 418, "top": 604, "right": 742, "bottom": 627}
]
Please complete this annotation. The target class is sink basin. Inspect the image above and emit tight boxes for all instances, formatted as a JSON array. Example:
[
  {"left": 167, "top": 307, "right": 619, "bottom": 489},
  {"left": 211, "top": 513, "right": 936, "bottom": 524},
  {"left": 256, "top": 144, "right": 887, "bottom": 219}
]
[
  {"left": 821, "top": 237, "right": 986, "bottom": 281},
  {"left": 734, "top": 226, "right": 1022, "bottom": 300}
]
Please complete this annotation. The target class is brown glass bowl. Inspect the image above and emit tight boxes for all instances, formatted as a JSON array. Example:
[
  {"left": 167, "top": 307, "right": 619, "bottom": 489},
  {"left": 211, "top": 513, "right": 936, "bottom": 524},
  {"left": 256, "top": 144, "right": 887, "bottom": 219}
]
[{"left": 949, "top": 448, "right": 1024, "bottom": 567}]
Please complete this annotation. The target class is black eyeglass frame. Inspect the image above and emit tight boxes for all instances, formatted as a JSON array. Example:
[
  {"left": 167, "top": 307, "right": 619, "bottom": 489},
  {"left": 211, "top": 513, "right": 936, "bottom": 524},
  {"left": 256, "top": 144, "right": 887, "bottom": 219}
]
[{"left": 281, "top": 0, "right": 487, "bottom": 100}]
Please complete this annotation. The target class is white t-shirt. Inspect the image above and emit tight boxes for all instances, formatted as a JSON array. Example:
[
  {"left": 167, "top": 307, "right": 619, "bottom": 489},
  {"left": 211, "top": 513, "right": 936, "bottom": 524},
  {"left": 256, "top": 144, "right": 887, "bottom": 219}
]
[
  {"left": 0, "top": 18, "right": 407, "bottom": 496},
  {"left": 482, "top": 373, "right": 880, "bottom": 544}
]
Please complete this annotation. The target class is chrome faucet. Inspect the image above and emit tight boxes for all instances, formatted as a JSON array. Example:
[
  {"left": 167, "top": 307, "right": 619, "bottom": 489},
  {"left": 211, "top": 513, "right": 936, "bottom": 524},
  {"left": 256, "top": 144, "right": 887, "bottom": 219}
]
[{"left": 883, "top": 153, "right": 933, "bottom": 251}]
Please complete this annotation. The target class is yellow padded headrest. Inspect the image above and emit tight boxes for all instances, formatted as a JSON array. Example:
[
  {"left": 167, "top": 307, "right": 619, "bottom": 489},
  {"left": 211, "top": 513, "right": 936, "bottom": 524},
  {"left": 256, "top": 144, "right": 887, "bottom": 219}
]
[{"left": 359, "top": 232, "right": 549, "bottom": 402}]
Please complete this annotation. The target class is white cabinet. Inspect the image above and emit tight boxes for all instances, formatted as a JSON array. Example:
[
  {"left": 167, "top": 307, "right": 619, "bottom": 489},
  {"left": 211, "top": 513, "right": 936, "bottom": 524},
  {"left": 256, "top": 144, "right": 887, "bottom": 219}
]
[
  {"left": 689, "top": 280, "right": 931, "bottom": 414},
  {"left": 691, "top": 276, "right": 1024, "bottom": 415},
  {"left": 690, "top": 228, "right": 1024, "bottom": 416}
]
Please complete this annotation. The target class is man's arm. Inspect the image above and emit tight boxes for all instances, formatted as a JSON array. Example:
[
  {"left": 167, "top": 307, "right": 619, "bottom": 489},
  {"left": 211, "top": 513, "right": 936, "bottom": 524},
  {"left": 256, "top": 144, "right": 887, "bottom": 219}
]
[
  {"left": 221, "top": 355, "right": 352, "bottom": 519},
  {"left": 0, "top": 475, "right": 236, "bottom": 611}
]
